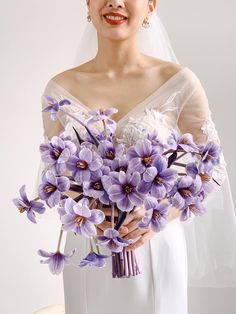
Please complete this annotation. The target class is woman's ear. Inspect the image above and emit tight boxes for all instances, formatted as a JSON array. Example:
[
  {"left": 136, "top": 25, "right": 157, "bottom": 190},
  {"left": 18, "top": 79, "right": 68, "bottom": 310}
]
[{"left": 149, "top": 0, "right": 157, "bottom": 14}]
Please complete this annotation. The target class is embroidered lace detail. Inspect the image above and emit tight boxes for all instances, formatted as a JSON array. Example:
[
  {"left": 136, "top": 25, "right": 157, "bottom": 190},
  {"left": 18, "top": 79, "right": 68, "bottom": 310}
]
[
  {"left": 116, "top": 108, "right": 171, "bottom": 147},
  {"left": 213, "top": 153, "right": 227, "bottom": 186},
  {"left": 200, "top": 115, "right": 219, "bottom": 142},
  {"left": 116, "top": 91, "right": 181, "bottom": 147},
  {"left": 159, "top": 91, "right": 181, "bottom": 113}
]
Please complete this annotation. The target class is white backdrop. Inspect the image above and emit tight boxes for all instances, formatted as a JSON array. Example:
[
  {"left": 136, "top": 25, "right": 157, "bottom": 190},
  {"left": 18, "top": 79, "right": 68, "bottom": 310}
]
[{"left": 1, "top": 0, "right": 236, "bottom": 313}]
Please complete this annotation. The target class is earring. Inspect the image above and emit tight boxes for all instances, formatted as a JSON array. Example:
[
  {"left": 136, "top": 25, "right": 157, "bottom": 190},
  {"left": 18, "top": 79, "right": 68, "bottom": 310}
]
[
  {"left": 142, "top": 16, "right": 150, "bottom": 28},
  {"left": 87, "top": 11, "right": 91, "bottom": 22}
]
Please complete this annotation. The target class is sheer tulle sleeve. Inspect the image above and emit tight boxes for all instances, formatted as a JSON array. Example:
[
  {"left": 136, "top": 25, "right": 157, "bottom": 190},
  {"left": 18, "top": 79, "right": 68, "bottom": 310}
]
[
  {"left": 176, "top": 69, "right": 236, "bottom": 287},
  {"left": 177, "top": 70, "right": 227, "bottom": 185}
]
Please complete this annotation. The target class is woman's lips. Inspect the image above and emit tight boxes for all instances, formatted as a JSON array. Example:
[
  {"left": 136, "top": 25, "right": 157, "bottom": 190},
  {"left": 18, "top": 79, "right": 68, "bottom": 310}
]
[{"left": 103, "top": 15, "right": 128, "bottom": 25}]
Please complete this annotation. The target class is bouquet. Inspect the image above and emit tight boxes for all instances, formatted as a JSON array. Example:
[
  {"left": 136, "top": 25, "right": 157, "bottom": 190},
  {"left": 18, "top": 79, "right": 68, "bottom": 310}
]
[{"left": 13, "top": 95, "right": 222, "bottom": 278}]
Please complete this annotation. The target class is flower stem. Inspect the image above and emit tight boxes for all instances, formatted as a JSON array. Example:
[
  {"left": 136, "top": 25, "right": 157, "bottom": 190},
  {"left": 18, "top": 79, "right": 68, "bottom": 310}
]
[
  {"left": 93, "top": 237, "right": 101, "bottom": 254},
  {"left": 172, "top": 161, "right": 186, "bottom": 167},
  {"left": 111, "top": 202, "right": 115, "bottom": 229},
  {"left": 163, "top": 149, "right": 175, "bottom": 155},
  {"left": 69, "top": 184, "right": 83, "bottom": 192},
  {"left": 111, "top": 249, "right": 141, "bottom": 278},
  {"left": 102, "top": 119, "right": 107, "bottom": 138},
  {"left": 60, "top": 108, "right": 99, "bottom": 146},
  {"left": 175, "top": 151, "right": 187, "bottom": 161},
  {"left": 57, "top": 228, "right": 64, "bottom": 252},
  {"left": 89, "top": 238, "right": 94, "bottom": 252}
]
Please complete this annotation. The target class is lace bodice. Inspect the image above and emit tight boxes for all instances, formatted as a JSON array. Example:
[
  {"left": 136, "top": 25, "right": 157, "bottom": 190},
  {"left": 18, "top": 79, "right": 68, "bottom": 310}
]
[{"left": 41, "top": 67, "right": 227, "bottom": 185}]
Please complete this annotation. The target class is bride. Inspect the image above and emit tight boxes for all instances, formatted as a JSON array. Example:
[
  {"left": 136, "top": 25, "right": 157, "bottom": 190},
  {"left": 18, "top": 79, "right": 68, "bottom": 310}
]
[{"left": 34, "top": 0, "right": 236, "bottom": 313}]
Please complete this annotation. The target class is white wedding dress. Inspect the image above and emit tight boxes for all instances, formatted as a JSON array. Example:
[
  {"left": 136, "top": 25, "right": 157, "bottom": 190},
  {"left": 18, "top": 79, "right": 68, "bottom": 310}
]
[{"left": 35, "top": 66, "right": 236, "bottom": 314}]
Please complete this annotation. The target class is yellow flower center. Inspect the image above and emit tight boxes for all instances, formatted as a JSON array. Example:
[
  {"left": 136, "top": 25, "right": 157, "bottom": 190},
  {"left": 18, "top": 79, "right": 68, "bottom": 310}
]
[
  {"left": 124, "top": 185, "right": 133, "bottom": 194},
  {"left": 74, "top": 215, "right": 85, "bottom": 226},
  {"left": 179, "top": 188, "right": 192, "bottom": 197},
  {"left": 155, "top": 176, "right": 163, "bottom": 184},
  {"left": 142, "top": 156, "right": 152, "bottom": 165},
  {"left": 53, "top": 147, "right": 61, "bottom": 158},
  {"left": 206, "top": 154, "right": 213, "bottom": 161},
  {"left": 106, "top": 150, "right": 115, "bottom": 159},
  {"left": 94, "top": 181, "right": 102, "bottom": 190},
  {"left": 189, "top": 204, "right": 196, "bottom": 213},
  {"left": 44, "top": 185, "right": 56, "bottom": 194},
  {"left": 152, "top": 210, "right": 161, "bottom": 220},
  {"left": 199, "top": 173, "right": 211, "bottom": 182},
  {"left": 77, "top": 160, "right": 88, "bottom": 169},
  {"left": 19, "top": 206, "right": 28, "bottom": 213}
]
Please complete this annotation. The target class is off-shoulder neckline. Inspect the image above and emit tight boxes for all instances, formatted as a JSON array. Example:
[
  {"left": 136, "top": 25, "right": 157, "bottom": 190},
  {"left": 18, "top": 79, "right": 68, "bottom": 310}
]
[{"left": 48, "top": 66, "right": 189, "bottom": 125}]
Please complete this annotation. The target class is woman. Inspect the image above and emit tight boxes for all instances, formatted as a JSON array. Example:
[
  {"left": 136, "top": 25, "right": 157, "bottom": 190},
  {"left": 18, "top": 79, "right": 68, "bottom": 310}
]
[{"left": 35, "top": 0, "right": 236, "bottom": 313}]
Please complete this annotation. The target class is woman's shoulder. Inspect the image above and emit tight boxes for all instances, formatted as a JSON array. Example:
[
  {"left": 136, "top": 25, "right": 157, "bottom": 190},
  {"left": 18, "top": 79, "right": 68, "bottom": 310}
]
[
  {"left": 50, "top": 61, "right": 93, "bottom": 88},
  {"left": 159, "top": 60, "right": 200, "bottom": 85},
  {"left": 41, "top": 66, "right": 78, "bottom": 100},
  {"left": 159, "top": 60, "right": 184, "bottom": 78},
  {"left": 49, "top": 67, "right": 79, "bottom": 91}
]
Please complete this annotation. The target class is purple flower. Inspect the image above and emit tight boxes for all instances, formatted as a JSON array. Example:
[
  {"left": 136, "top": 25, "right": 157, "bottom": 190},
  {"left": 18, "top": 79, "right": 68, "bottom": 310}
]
[
  {"left": 66, "top": 146, "right": 103, "bottom": 184},
  {"left": 137, "top": 155, "right": 177, "bottom": 199},
  {"left": 39, "top": 135, "right": 76, "bottom": 174},
  {"left": 37, "top": 248, "right": 76, "bottom": 275},
  {"left": 170, "top": 175, "right": 202, "bottom": 210},
  {"left": 13, "top": 185, "right": 45, "bottom": 223},
  {"left": 97, "top": 228, "right": 133, "bottom": 253},
  {"left": 139, "top": 197, "right": 171, "bottom": 232},
  {"left": 147, "top": 130, "right": 167, "bottom": 153},
  {"left": 38, "top": 170, "right": 70, "bottom": 208},
  {"left": 83, "top": 166, "right": 111, "bottom": 205},
  {"left": 179, "top": 196, "right": 206, "bottom": 221},
  {"left": 111, "top": 157, "right": 129, "bottom": 172},
  {"left": 87, "top": 107, "right": 118, "bottom": 133},
  {"left": 198, "top": 141, "right": 221, "bottom": 166},
  {"left": 79, "top": 251, "right": 110, "bottom": 268},
  {"left": 186, "top": 162, "right": 217, "bottom": 194},
  {"left": 42, "top": 95, "right": 71, "bottom": 121},
  {"left": 98, "top": 140, "right": 124, "bottom": 166},
  {"left": 127, "top": 139, "right": 161, "bottom": 174},
  {"left": 167, "top": 129, "right": 199, "bottom": 153},
  {"left": 60, "top": 198, "right": 105, "bottom": 237},
  {"left": 86, "top": 129, "right": 108, "bottom": 142},
  {"left": 108, "top": 171, "right": 144, "bottom": 212}
]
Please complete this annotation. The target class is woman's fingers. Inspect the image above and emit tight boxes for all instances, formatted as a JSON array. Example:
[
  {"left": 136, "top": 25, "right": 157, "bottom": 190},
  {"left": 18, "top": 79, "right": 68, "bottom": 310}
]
[
  {"left": 96, "top": 220, "right": 128, "bottom": 234},
  {"left": 123, "top": 207, "right": 145, "bottom": 225},
  {"left": 119, "top": 208, "right": 146, "bottom": 238},
  {"left": 120, "top": 218, "right": 141, "bottom": 237},
  {"left": 97, "top": 220, "right": 112, "bottom": 231},
  {"left": 96, "top": 227, "right": 104, "bottom": 236},
  {"left": 123, "top": 227, "right": 147, "bottom": 241},
  {"left": 102, "top": 207, "right": 119, "bottom": 217},
  {"left": 96, "top": 206, "right": 145, "bottom": 238},
  {"left": 125, "top": 229, "right": 156, "bottom": 251}
]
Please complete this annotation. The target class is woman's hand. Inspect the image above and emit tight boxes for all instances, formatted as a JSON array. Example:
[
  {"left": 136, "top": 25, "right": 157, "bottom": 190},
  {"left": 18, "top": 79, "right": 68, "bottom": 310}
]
[
  {"left": 96, "top": 203, "right": 181, "bottom": 251},
  {"left": 119, "top": 207, "right": 156, "bottom": 251},
  {"left": 120, "top": 204, "right": 180, "bottom": 250},
  {"left": 96, "top": 207, "right": 129, "bottom": 235},
  {"left": 96, "top": 206, "right": 155, "bottom": 251}
]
